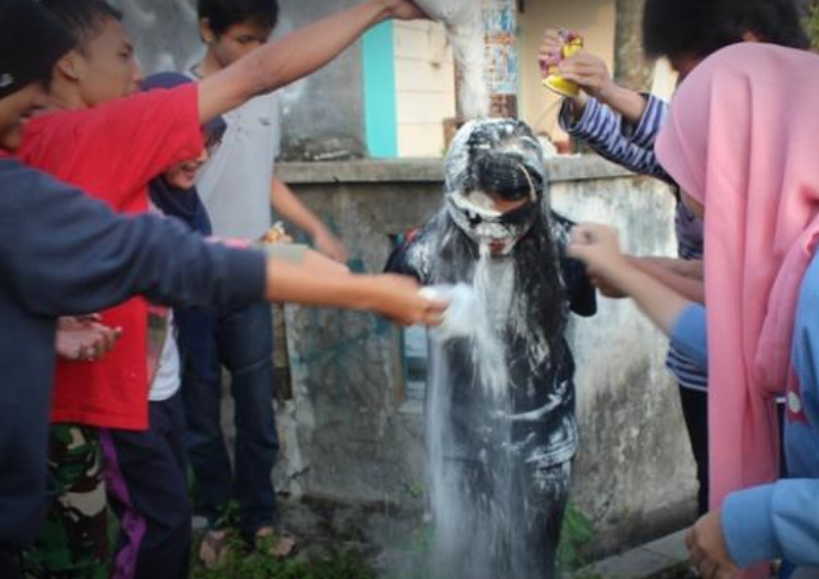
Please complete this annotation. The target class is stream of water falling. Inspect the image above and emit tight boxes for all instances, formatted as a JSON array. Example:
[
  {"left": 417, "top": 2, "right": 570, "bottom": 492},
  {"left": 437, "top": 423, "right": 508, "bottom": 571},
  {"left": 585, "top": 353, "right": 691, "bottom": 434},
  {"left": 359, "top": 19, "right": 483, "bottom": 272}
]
[{"left": 423, "top": 245, "right": 521, "bottom": 579}]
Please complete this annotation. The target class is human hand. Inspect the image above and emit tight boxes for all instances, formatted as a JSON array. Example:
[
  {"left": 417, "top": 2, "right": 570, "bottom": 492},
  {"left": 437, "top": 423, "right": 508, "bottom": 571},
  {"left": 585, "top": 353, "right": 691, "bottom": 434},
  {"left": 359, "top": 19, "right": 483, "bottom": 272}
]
[
  {"left": 558, "top": 52, "right": 616, "bottom": 102},
  {"left": 589, "top": 274, "right": 628, "bottom": 299},
  {"left": 56, "top": 315, "right": 122, "bottom": 362},
  {"left": 367, "top": 274, "right": 447, "bottom": 326},
  {"left": 382, "top": 0, "right": 429, "bottom": 21},
  {"left": 568, "top": 223, "right": 629, "bottom": 277},
  {"left": 686, "top": 511, "right": 740, "bottom": 579},
  {"left": 312, "top": 226, "right": 349, "bottom": 264},
  {"left": 538, "top": 29, "right": 565, "bottom": 70}
]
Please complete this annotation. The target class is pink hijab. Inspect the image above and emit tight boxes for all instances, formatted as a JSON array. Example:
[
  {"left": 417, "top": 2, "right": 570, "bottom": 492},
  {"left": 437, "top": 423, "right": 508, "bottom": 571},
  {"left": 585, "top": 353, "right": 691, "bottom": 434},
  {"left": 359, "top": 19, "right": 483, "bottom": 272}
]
[{"left": 656, "top": 43, "right": 819, "bottom": 512}]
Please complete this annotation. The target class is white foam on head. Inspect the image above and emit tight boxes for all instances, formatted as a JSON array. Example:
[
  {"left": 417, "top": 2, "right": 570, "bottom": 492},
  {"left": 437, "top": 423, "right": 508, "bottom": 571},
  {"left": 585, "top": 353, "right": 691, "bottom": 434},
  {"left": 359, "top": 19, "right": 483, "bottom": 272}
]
[{"left": 450, "top": 190, "right": 500, "bottom": 217}]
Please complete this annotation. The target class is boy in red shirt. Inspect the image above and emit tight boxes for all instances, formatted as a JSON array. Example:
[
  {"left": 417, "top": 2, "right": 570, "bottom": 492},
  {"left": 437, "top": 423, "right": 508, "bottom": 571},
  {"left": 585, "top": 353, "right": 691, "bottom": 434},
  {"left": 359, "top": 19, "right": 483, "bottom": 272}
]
[{"left": 16, "top": 0, "right": 429, "bottom": 577}]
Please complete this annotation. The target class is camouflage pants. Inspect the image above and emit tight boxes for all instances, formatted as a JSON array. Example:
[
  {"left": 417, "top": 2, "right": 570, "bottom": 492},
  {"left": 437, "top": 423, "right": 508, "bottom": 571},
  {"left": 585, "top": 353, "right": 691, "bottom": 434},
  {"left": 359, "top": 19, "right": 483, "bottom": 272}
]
[{"left": 21, "top": 425, "right": 109, "bottom": 579}]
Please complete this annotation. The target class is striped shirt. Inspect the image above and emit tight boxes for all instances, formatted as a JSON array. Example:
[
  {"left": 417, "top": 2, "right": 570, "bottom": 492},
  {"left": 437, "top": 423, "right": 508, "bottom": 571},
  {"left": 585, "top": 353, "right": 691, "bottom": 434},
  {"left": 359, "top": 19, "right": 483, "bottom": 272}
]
[{"left": 559, "top": 95, "right": 708, "bottom": 391}]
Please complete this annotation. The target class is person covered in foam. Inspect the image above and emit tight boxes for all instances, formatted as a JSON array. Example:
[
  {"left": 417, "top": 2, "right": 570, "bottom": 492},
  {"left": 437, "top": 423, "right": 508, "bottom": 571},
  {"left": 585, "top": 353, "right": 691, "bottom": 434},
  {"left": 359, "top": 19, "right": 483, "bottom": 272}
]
[{"left": 386, "top": 118, "right": 597, "bottom": 579}]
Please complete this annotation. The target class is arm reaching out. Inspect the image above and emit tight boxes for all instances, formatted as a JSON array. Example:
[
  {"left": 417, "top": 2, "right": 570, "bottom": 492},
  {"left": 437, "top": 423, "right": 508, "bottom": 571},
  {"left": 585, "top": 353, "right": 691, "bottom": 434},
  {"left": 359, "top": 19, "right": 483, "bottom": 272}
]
[
  {"left": 198, "top": 0, "right": 427, "bottom": 123},
  {"left": 628, "top": 256, "right": 705, "bottom": 304},
  {"left": 266, "top": 259, "right": 445, "bottom": 327},
  {"left": 567, "top": 223, "right": 690, "bottom": 335},
  {"left": 2, "top": 160, "right": 444, "bottom": 328}
]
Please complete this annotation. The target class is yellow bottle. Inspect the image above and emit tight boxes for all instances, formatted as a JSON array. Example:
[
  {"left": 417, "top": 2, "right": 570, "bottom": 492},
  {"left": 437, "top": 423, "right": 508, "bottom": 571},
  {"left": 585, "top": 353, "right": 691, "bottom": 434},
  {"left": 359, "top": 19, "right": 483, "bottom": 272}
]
[{"left": 543, "top": 32, "right": 584, "bottom": 98}]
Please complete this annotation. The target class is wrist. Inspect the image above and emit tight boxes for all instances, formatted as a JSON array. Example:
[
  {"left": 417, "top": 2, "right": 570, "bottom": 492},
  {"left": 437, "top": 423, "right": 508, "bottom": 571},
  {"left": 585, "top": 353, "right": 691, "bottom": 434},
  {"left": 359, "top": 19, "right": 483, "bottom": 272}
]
[
  {"left": 598, "top": 256, "right": 636, "bottom": 287},
  {"left": 331, "top": 273, "right": 374, "bottom": 310},
  {"left": 566, "top": 94, "right": 587, "bottom": 121},
  {"left": 595, "top": 79, "right": 620, "bottom": 107},
  {"left": 308, "top": 222, "right": 329, "bottom": 240},
  {"left": 373, "top": 0, "right": 394, "bottom": 22}
]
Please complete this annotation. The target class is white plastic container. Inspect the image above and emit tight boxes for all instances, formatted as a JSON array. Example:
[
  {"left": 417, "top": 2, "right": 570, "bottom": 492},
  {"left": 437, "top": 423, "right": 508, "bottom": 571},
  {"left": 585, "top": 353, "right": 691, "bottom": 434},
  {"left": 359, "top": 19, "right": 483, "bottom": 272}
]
[
  {"left": 413, "top": 0, "right": 475, "bottom": 26},
  {"left": 414, "top": 0, "right": 489, "bottom": 119}
]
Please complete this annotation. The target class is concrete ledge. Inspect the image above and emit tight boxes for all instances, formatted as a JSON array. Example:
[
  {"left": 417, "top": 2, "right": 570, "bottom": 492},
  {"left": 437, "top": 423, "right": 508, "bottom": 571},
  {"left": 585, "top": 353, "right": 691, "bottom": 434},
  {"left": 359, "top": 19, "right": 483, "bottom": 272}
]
[
  {"left": 278, "top": 155, "right": 633, "bottom": 185},
  {"left": 582, "top": 529, "right": 689, "bottom": 579}
]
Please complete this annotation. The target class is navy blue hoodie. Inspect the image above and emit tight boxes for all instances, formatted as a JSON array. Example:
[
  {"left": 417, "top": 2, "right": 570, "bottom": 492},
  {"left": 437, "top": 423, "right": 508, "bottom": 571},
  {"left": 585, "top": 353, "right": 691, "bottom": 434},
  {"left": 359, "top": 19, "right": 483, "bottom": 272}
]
[{"left": 0, "top": 159, "right": 266, "bottom": 549}]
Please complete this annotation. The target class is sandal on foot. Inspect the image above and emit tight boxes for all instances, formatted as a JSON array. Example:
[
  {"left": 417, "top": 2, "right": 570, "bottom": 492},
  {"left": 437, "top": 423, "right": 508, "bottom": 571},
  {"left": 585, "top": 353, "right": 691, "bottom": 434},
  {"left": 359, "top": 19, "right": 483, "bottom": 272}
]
[
  {"left": 255, "top": 526, "right": 299, "bottom": 559},
  {"left": 199, "top": 529, "right": 231, "bottom": 569}
]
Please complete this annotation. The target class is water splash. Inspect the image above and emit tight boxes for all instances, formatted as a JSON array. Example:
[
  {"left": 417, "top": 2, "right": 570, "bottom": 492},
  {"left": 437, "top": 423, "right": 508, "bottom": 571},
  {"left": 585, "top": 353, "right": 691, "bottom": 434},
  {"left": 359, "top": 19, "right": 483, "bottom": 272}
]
[
  {"left": 422, "top": 247, "right": 510, "bottom": 399},
  {"left": 423, "top": 246, "right": 517, "bottom": 579},
  {"left": 412, "top": 0, "right": 489, "bottom": 119},
  {"left": 448, "top": 21, "right": 490, "bottom": 120}
]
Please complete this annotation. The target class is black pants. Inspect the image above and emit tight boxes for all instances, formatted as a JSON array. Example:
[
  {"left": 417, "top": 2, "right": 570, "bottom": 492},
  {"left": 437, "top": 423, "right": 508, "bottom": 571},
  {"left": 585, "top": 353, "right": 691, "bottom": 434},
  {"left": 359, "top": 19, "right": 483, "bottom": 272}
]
[
  {"left": 678, "top": 386, "right": 789, "bottom": 516},
  {"left": 0, "top": 547, "right": 21, "bottom": 579},
  {"left": 433, "top": 458, "right": 571, "bottom": 579},
  {"left": 678, "top": 386, "right": 709, "bottom": 515},
  {"left": 101, "top": 393, "right": 191, "bottom": 579}
]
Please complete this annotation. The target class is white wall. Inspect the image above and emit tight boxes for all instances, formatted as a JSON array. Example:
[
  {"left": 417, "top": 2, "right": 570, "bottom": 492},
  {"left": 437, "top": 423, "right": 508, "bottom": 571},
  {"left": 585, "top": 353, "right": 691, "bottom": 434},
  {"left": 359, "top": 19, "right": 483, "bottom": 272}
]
[{"left": 393, "top": 21, "right": 457, "bottom": 158}]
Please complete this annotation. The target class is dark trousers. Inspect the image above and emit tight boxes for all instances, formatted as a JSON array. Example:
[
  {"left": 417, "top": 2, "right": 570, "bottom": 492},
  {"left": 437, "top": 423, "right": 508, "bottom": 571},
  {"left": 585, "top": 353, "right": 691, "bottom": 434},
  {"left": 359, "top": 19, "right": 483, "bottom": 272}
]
[
  {"left": 101, "top": 393, "right": 191, "bottom": 579},
  {"left": 182, "top": 302, "right": 279, "bottom": 536},
  {"left": 433, "top": 458, "right": 571, "bottom": 579},
  {"left": 678, "top": 386, "right": 709, "bottom": 515},
  {"left": 678, "top": 386, "right": 789, "bottom": 516},
  {"left": 0, "top": 548, "right": 21, "bottom": 579}
]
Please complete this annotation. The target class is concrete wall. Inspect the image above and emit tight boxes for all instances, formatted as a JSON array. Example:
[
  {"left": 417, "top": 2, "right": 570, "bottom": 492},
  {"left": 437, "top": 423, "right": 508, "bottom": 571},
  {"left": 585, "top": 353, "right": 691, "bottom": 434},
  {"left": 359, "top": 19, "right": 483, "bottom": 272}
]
[
  {"left": 112, "top": 0, "right": 366, "bottom": 152},
  {"left": 271, "top": 156, "right": 697, "bottom": 558}
]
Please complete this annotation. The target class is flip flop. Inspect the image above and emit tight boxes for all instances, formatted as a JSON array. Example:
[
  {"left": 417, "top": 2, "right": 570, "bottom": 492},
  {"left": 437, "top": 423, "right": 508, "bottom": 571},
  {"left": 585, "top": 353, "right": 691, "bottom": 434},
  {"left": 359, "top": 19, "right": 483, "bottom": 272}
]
[
  {"left": 199, "top": 529, "right": 231, "bottom": 569},
  {"left": 255, "top": 527, "right": 299, "bottom": 559}
]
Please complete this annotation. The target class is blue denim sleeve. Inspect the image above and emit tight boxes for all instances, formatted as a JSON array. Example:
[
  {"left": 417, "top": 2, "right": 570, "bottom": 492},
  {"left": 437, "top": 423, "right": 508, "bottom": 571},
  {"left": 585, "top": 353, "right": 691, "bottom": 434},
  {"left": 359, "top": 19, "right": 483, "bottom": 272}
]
[
  {"left": 669, "top": 304, "right": 707, "bottom": 370},
  {"left": 722, "top": 253, "right": 819, "bottom": 569},
  {"left": 723, "top": 481, "right": 819, "bottom": 568},
  {"left": 558, "top": 96, "right": 673, "bottom": 183}
]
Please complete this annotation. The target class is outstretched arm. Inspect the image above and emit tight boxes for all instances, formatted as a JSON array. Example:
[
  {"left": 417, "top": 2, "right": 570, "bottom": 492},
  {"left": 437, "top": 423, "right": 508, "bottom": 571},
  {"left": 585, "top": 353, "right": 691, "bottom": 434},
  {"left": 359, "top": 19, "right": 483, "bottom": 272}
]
[
  {"left": 628, "top": 256, "right": 705, "bottom": 304},
  {"left": 266, "top": 259, "right": 443, "bottom": 326},
  {"left": 567, "top": 223, "right": 691, "bottom": 335},
  {"left": 3, "top": 161, "right": 443, "bottom": 327},
  {"left": 198, "top": 0, "right": 426, "bottom": 123}
]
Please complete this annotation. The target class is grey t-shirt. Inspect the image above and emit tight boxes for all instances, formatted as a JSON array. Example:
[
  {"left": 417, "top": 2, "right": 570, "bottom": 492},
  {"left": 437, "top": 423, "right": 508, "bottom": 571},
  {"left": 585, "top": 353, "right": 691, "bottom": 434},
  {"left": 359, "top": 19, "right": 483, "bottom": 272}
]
[{"left": 195, "top": 91, "right": 281, "bottom": 239}]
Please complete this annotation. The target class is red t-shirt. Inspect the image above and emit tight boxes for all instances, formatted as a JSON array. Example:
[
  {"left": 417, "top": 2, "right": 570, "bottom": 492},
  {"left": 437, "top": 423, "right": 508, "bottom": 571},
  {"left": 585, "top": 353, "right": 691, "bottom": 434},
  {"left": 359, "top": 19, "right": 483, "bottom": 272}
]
[{"left": 15, "top": 84, "right": 204, "bottom": 430}]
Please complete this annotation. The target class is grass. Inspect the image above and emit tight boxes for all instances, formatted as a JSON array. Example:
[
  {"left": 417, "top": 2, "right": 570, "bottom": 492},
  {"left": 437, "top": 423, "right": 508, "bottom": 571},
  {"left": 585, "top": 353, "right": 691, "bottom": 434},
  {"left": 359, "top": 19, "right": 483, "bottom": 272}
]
[
  {"left": 189, "top": 502, "right": 376, "bottom": 579},
  {"left": 186, "top": 499, "right": 597, "bottom": 579},
  {"left": 191, "top": 544, "right": 376, "bottom": 579}
]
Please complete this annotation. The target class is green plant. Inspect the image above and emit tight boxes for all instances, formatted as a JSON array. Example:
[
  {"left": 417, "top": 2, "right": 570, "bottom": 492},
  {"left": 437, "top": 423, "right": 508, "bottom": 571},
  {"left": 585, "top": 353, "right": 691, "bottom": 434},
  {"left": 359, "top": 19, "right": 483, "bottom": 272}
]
[
  {"left": 192, "top": 546, "right": 376, "bottom": 579},
  {"left": 803, "top": 2, "right": 819, "bottom": 50},
  {"left": 557, "top": 502, "right": 596, "bottom": 574},
  {"left": 191, "top": 500, "right": 377, "bottom": 579}
]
